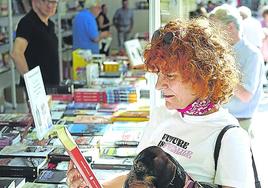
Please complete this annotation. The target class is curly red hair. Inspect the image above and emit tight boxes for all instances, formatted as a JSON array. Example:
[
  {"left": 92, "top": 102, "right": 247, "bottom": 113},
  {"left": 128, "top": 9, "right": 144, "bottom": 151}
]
[{"left": 144, "top": 18, "right": 240, "bottom": 105}]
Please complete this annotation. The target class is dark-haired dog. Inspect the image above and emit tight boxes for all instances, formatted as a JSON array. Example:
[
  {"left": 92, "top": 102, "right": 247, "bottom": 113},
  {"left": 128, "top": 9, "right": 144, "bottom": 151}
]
[{"left": 124, "top": 146, "right": 205, "bottom": 188}]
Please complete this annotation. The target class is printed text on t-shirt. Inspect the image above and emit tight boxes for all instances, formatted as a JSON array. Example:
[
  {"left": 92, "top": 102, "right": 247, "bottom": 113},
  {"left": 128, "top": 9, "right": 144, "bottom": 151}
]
[{"left": 158, "top": 134, "right": 193, "bottom": 159}]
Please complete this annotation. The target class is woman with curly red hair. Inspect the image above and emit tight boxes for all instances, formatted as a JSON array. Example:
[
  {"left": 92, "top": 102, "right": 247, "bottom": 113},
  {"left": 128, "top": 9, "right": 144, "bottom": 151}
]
[{"left": 67, "top": 17, "right": 254, "bottom": 188}]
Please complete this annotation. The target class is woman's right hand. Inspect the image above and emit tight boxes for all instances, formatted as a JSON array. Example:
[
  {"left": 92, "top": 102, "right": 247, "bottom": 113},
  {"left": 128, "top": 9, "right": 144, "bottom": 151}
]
[{"left": 66, "top": 161, "right": 87, "bottom": 188}]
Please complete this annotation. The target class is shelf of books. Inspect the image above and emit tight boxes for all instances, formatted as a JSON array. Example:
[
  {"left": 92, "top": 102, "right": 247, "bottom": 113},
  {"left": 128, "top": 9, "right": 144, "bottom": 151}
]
[{"left": 0, "top": 38, "right": 153, "bottom": 187}]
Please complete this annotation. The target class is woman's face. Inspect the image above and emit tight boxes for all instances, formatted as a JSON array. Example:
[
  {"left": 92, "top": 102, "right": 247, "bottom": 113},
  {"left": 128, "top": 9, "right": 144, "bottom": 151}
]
[{"left": 155, "top": 71, "right": 198, "bottom": 110}]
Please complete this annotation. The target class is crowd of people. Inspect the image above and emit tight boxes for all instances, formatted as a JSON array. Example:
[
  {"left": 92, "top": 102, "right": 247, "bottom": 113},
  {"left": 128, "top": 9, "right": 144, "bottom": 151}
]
[{"left": 72, "top": 0, "right": 133, "bottom": 55}]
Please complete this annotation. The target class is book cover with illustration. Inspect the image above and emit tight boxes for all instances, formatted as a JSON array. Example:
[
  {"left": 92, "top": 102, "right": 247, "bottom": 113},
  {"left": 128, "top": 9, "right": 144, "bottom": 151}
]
[
  {"left": 48, "top": 147, "right": 93, "bottom": 163},
  {"left": 97, "top": 103, "right": 119, "bottom": 113},
  {"left": 67, "top": 123, "right": 110, "bottom": 136},
  {"left": 0, "top": 157, "right": 47, "bottom": 181},
  {"left": 100, "top": 122, "right": 146, "bottom": 147},
  {"left": 63, "top": 109, "right": 96, "bottom": 116},
  {"left": 73, "top": 115, "right": 112, "bottom": 124},
  {"left": 24, "top": 66, "right": 53, "bottom": 140},
  {"left": 35, "top": 170, "right": 67, "bottom": 184},
  {"left": 66, "top": 102, "right": 100, "bottom": 110},
  {"left": 0, "top": 113, "right": 33, "bottom": 127},
  {"left": 56, "top": 127, "right": 102, "bottom": 188},
  {"left": 0, "top": 145, "right": 54, "bottom": 158}
]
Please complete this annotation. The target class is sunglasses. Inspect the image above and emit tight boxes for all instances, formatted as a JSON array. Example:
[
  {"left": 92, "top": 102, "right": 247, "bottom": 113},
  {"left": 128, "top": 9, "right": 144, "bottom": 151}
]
[{"left": 151, "top": 29, "right": 178, "bottom": 46}]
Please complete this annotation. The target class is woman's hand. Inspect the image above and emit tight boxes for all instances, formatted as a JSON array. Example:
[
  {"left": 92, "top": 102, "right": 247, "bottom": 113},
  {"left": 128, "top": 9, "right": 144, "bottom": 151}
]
[{"left": 66, "top": 161, "right": 87, "bottom": 188}]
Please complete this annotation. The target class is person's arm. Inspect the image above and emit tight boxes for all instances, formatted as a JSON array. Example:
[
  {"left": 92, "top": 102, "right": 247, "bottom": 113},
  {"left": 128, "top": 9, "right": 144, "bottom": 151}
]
[
  {"left": 67, "top": 161, "right": 127, "bottom": 188},
  {"left": 102, "top": 174, "right": 127, "bottom": 188},
  {"left": 113, "top": 10, "right": 119, "bottom": 30},
  {"left": 233, "top": 84, "right": 253, "bottom": 103},
  {"left": 92, "top": 31, "right": 110, "bottom": 43},
  {"left": 11, "top": 37, "right": 29, "bottom": 75},
  {"left": 86, "top": 17, "right": 110, "bottom": 43},
  {"left": 234, "top": 50, "right": 263, "bottom": 103},
  {"left": 128, "top": 12, "right": 134, "bottom": 33},
  {"left": 97, "top": 16, "right": 111, "bottom": 30}
]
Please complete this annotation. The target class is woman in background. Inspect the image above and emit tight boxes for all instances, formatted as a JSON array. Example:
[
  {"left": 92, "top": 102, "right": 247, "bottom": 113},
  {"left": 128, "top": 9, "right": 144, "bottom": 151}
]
[{"left": 96, "top": 4, "right": 112, "bottom": 55}]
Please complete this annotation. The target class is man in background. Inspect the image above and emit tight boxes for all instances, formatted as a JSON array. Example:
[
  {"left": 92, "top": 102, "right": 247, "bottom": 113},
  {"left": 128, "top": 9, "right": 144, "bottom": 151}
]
[
  {"left": 12, "top": 0, "right": 59, "bottom": 86},
  {"left": 72, "top": 0, "right": 110, "bottom": 54},
  {"left": 210, "top": 5, "right": 264, "bottom": 136},
  {"left": 238, "top": 6, "right": 264, "bottom": 48},
  {"left": 113, "top": 0, "right": 133, "bottom": 51}
]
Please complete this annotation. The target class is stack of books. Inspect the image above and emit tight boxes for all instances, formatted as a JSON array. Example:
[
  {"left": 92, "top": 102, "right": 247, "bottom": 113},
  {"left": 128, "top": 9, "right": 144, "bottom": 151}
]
[
  {"left": 112, "top": 109, "right": 149, "bottom": 122},
  {"left": 66, "top": 102, "right": 100, "bottom": 110},
  {"left": 0, "top": 126, "right": 21, "bottom": 149},
  {"left": 51, "top": 94, "right": 73, "bottom": 102},
  {"left": 0, "top": 113, "right": 33, "bottom": 127},
  {"left": 74, "top": 89, "right": 107, "bottom": 103},
  {"left": 106, "top": 87, "right": 137, "bottom": 104},
  {"left": 97, "top": 103, "right": 119, "bottom": 114}
]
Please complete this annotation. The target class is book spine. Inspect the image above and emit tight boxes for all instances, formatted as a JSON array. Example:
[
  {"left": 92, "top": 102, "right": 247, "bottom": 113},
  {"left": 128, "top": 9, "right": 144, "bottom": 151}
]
[{"left": 68, "top": 147, "right": 102, "bottom": 188}]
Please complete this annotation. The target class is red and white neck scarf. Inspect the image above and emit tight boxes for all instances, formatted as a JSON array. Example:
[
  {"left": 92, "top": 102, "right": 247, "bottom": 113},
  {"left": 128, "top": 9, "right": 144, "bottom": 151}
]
[{"left": 177, "top": 99, "right": 215, "bottom": 117}]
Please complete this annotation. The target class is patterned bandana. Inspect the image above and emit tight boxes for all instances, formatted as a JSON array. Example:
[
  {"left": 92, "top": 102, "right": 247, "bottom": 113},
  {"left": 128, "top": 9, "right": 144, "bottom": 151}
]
[{"left": 177, "top": 99, "right": 215, "bottom": 117}]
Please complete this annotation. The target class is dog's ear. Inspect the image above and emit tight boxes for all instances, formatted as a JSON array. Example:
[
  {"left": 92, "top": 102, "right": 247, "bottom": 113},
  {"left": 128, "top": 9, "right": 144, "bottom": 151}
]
[{"left": 150, "top": 148, "right": 177, "bottom": 187}]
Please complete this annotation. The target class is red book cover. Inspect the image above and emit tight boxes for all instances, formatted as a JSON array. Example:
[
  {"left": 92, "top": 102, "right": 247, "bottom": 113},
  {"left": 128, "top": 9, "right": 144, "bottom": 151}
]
[
  {"left": 57, "top": 127, "right": 102, "bottom": 188},
  {"left": 52, "top": 94, "right": 73, "bottom": 101}
]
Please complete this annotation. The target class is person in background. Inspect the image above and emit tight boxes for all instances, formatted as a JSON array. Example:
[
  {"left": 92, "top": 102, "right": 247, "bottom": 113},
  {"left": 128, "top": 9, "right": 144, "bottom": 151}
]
[
  {"left": 72, "top": 0, "right": 110, "bottom": 54},
  {"left": 261, "top": 6, "right": 268, "bottom": 62},
  {"left": 210, "top": 5, "right": 264, "bottom": 136},
  {"left": 261, "top": 5, "right": 268, "bottom": 27},
  {"left": 238, "top": 6, "right": 264, "bottom": 48},
  {"left": 67, "top": 17, "right": 254, "bottom": 188},
  {"left": 12, "top": 0, "right": 59, "bottom": 86},
  {"left": 113, "top": 0, "right": 133, "bottom": 51},
  {"left": 96, "top": 4, "right": 112, "bottom": 56},
  {"left": 207, "top": 0, "right": 216, "bottom": 12}
]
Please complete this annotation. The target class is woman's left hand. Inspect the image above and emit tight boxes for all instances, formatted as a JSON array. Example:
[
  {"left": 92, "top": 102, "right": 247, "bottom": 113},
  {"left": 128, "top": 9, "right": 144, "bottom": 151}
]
[{"left": 66, "top": 161, "right": 87, "bottom": 188}]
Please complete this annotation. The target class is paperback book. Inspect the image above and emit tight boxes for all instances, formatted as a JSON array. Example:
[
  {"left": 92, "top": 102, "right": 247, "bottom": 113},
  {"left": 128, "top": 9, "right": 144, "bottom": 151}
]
[
  {"left": 35, "top": 170, "right": 67, "bottom": 184},
  {"left": 48, "top": 147, "right": 93, "bottom": 163},
  {"left": 0, "top": 113, "right": 33, "bottom": 127},
  {"left": 73, "top": 115, "right": 112, "bottom": 124},
  {"left": 0, "top": 157, "right": 47, "bottom": 181},
  {"left": 100, "top": 122, "right": 146, "bottom": 147},
  {"left": 67, "top": 123, "right": 110, "bottom": 136},
  {"left": 63, "top": 109, "right": 96, "bottom": 116},
  {"left": 56, "top": 127, "right": 102, "bottom": 188},
  {"left": 66, "top": 102, "right": 100, "bottom": 110},
  {"left": 24, "top": 67, "right": 53, "bottom": 140},
  {"left": 0, "top": 145, "right": 54, "bottom": 158}
]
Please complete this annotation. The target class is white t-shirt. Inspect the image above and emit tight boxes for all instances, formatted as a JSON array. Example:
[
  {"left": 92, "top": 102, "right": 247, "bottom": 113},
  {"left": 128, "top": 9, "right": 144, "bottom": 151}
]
[{"left": 137, "top": 106, "right": 254, "bottom": 188}]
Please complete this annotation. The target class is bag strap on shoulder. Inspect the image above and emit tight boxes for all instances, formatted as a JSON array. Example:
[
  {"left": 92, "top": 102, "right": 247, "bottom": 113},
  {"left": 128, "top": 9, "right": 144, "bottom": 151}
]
[
  {"left": 214, "top": 125, "right": 261, "bottom": 188},
  {"left": 214, "top": 125, "right": 237, "bottom": 171}
]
